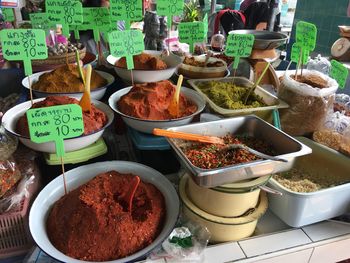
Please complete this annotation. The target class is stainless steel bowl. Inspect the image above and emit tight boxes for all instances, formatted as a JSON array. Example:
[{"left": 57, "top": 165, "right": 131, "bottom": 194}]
[{"left": 228, "top": 30, "right": 289, "bottom": 50}]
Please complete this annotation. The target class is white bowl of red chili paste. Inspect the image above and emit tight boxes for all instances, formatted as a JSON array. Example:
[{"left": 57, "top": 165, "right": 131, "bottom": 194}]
[{"left": 29, "top": 161, "right": 179, "bottom": 263}]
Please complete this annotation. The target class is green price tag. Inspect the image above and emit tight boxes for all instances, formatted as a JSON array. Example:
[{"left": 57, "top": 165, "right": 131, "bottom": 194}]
[
  {"left": 108, "top": 30, "right": 144, "bottom": 70},
  {"left": 225, "top": 33, "right": 254, "bottom": 69},
  {"left": 291, "top": 42, "right": 308, "bottom": 65},
  {"left": 330, "top": 59, "right": 349, "bottom": 90},
  {"left": 178, "top": 21, "right": 206, "bottom": 53},
  {"left": 157, "top": 0, "right": 184, "bottom": 17},
  {"left": 110, "top": 0, "right": 142, "bottom": 29},
  {"left": 203, "top": 14, "right": 208, "bottom": 36},
  {"left": 1, "top": 8, "right": 14, "bottom": 22},
  {"left": 296, "top": 21, "right": 317, "bottom": 52},
  {"left": 26, "top": 104, "right": 84, "bottom": 157},
  {"left": 29, "top": 13, "right": 51, "bottom": 35},
  {"left": 46, "top": 0, "right": 83, "bottom": 37},
  {"left": 72, "top": 7, "right": 110, "bottom": 41},
  {"left": 0, "top": 29, "right": 48, "bottom": 76}
]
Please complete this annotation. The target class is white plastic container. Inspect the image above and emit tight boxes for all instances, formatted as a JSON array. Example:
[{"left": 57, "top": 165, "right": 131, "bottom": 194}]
[{"left": 268, "top": 137, "right": 350, "bottom": 227}]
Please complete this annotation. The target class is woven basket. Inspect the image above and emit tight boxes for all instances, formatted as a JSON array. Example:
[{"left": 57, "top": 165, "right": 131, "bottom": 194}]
[{"left": 32, "top": 47, "right": 86, "bottom": 66}]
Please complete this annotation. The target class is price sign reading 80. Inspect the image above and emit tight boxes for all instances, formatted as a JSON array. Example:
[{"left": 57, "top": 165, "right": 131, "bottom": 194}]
[
  {"left": 0, "top": 29, "right": 48, "bottom": 75},
  {"left": 110, "top": 0, "right": 142, "bottom": 23},
  {"left": 296, "top": 21, "right": 317, "bottom": 52},
  {"left": 157, "top": 0, "right": 184, "bottom": 17},
  {"left": 108, "top": 30, "right": 144, "bottom": 70},
  {"left": 27, "top": 104, "right": 84, "bottom": 157},
  {"left": 225, "top": 33, "right": 255, "bottom": 69},
  {"left": 63, "top": 6, "right": 75, "bottom": 24}
]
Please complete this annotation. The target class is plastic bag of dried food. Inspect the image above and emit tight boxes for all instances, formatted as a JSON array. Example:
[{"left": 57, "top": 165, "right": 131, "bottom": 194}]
[
  {"left": 278, "top": 70, "right": 338, "bottom": 136},
  {"left": 0, "top": 124, "right": 21, "bottom": 198},
  {"left": 313, "top": 111, "right": 350, "bottom": 155}
]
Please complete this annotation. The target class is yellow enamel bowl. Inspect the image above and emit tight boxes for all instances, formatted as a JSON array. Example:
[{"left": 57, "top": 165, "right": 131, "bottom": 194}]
[
  {"left": 187, "top": 174, "right": 270, "bottom": 217},
  {"left": 179, "top": 175, "right": 268, "bottom": 243}
]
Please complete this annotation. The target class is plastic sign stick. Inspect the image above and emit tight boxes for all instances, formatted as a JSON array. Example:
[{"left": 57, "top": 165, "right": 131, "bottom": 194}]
[
  {"left": 46, "top": 0, "right": 83, "bottom": 37},
  {"left": 225, "top": 33, "right": 255, "bottom": 69},
  {"left": 1, "top": 8, "right": 14, "bottom": 22},
  {"left": 291, "top": 42, "right": 308, "bottom": 65},
  {"left": 27, "top": 104, "right": 84, "bottom": 194},
  {"left": 108, "top": 30, "right": 144, "bottom": 70},
  {"left": 110, "top": 0, "right": 142, "bottom": 30},
  {"left": 296, "top": 21, "right": 317, "bottom": 53},
  {"left": 157, "top": 0, "right": 184, "bottom": 28},
  {"left": 72, "top": 7, "right": 110, "bottom": 42},
  {"left": 330, "top": 60, "right": 349, "bottom": 90},
  {"left": 0, "top": 29, "right": 47, "bottom": 76},
  {"left": 178, "top": 21, "right": 206, "bottom": 54}
]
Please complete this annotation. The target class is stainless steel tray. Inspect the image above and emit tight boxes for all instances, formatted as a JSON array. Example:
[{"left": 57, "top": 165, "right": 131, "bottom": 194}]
[
  {"left": 228, "top": 30, "right": 288, "bottom": 50},
  {"left": 188, "top": 77, "right": 289, "bottom": 121},
  {"left": 167, "top": 116, "right": 312, "bottom": 187}
]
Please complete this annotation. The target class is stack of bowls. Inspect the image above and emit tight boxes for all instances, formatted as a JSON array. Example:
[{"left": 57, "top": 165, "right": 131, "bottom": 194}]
[{"left": 179, "top": 174, "right": 269, "bottom": 243}]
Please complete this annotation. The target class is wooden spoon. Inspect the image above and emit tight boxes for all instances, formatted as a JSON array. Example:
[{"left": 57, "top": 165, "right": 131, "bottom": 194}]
[
  {"left": 118, "top": 175, "right": 140, "bottom": 212},
  {"left": 153, "top": 128, "right": 287, "bottom": 162},
  {"left": 79, "top": 64, "right": 92, "bottom": 112},
  {"left": 168, "top": 75, "right": 184, "bottom": 118}
]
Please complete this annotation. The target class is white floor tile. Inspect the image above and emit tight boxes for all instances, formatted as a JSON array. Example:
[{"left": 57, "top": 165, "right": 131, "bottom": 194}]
[
  {"left": 302, "top": 220, "right": 350, "bottom": 242},
  {"left": 203, "top": 242, "right": 246, "bottom": 263},
  {"left": 238, "top": 229, "right": 312, "bottom": 257}
]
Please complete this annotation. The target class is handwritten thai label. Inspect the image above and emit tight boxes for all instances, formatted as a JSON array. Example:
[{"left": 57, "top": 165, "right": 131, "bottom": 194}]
[
  {"left": 110, "top": 0, "right": 142, "bottom": 29},
  {"left": 46, "top": 0, "right": 83, "bottom": 37},
  {"left": 291, "top": 42, "right": 308, "bottom": 65},
  {"left": 296, "top": 21, "right": 317, "bottom": 52},
  {"left": 178, "top": 21, "right": 206, "bottom": 53},
  {"left": 71, "top": 7, "right": 110, "bottom": 41},
  {"left": 225, "top": 33, "right": 254, "bottom": 69},
  {"left": 0, "top": 29, "right": 47, "bottom": 75},
  {"left": 27, "top": 104, "right": 84, "bottom": 157},
  {"left": 157, "top": 0, "right": 184, "bottom": 17},
  {"left": 330, "top": 59, "right": 349, "bottom": 90},
  {"left": 29, "top": 13, "right": 51, "bottom": 34},
  {"left": 1, "top": 8, "right": 14, "bottom": 22},
  {"left": 109, "top": 30, "right": 144, "bottom": 69}
]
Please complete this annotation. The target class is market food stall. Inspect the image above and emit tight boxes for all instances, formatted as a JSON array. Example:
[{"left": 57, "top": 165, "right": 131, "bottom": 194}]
[{"left": 0, "top": 1, "right": 350, "bottom": 263}]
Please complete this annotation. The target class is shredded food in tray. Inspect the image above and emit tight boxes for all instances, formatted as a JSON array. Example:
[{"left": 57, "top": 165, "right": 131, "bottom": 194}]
[
  {"left": 273, "top": 168, "right": 349, "bottom": 193},
  {"left": 181, "top": 135, "right": 274, "bottom": 169}
]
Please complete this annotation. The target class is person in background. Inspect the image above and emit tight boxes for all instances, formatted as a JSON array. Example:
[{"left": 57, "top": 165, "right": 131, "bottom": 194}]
[{"left": 269, "top": 0, "right": 288, "bottom": 31}]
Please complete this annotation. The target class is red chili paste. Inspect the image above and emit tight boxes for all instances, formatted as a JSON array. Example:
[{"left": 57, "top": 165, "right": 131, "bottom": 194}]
[{"left": 46, "top": 171, "right": 165, "bottom": 261}]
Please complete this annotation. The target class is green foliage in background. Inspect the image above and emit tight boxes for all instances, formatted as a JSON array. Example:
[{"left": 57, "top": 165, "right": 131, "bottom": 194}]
[{"left": 182, "top": 0, "right": 203, "bottom": 22}]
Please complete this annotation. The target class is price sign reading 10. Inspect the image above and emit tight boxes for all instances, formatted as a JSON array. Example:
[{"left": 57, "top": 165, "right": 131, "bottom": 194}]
[
  {"left": 225, "top": 34, "right": 255, "bottom": 69},
  {"left": 108, "top": 30, "right": 145, "bottom": 70},
  {"left": 27, "top": 104, "right": 84, "bottom": 157},
  {"left": 110, "top": 0, "right": 142, "bottom": 29},
  {"left": 0, "top": 29, "right": 48, "bottom": 76},
  {"left": 46, "top": 0, "right": 83, "bottom": 37}
]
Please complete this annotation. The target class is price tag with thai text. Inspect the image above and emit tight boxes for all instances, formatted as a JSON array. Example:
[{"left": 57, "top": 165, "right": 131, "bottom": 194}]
[
  {"left": 27, "top": 104, "right": 84, "bottom": 157},
  {"left": 330, "top": 59, "right": 349, "bottom": 90},
  {"left": 178, "top": 21, "right": 206, "bottom": 53},
  {"left": 291, "top": 42, "right": 308, "bottom": 65},
  {"left": 46, "top": 0, "right": 83, "bottom": 37},
  {"left": 29, "top": 13, "right": 51, "bottom": 34},
  {"left": 0, "top": 29, "right": 48, "bottom": 75},
  {"left": 157, "top": 0, "right": 184, "bottom": 17},
  {"left": 296, "top": 21, "right": 317, "bottom": 52},
  {"left": 1, "top": 8, "right": 14, "bottom": 22},
  {"left": 73, "top": 7, "right": 110, "bottom": 41},
  {"left": 225, "top": 33, "right": 254, "bottom": 69},
  {"left": 108, "top": 30, "right": 144, "bottom": 69},
  {"left": 110, "top": 0, "right": 142, "bottom": 29}
]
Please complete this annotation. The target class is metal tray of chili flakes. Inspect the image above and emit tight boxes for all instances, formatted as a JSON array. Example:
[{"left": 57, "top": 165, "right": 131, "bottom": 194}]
[{"left": 166, "top": 115, "right": 312, "bottom": 187}]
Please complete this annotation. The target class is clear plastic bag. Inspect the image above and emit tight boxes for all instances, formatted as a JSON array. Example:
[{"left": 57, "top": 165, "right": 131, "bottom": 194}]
[
  {"left": 278, "top": 70, "right": 338, "bottom": 136},
  {"left": 313, "top": 111, "right": 350, "bottom": 156},
  {"left": 306, "top": 54, "right": 331, "bottom": 75}
]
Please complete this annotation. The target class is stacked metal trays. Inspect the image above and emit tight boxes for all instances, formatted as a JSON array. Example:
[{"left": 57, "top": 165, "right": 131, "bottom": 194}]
[{"left": 166, "top": 115, "right": 312, "bottom": 187}]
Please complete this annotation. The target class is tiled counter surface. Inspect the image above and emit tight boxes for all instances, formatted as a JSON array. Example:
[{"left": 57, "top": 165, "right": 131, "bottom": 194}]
[{"left": 25, "top": 210, "right": 350, "bottom": 263}]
